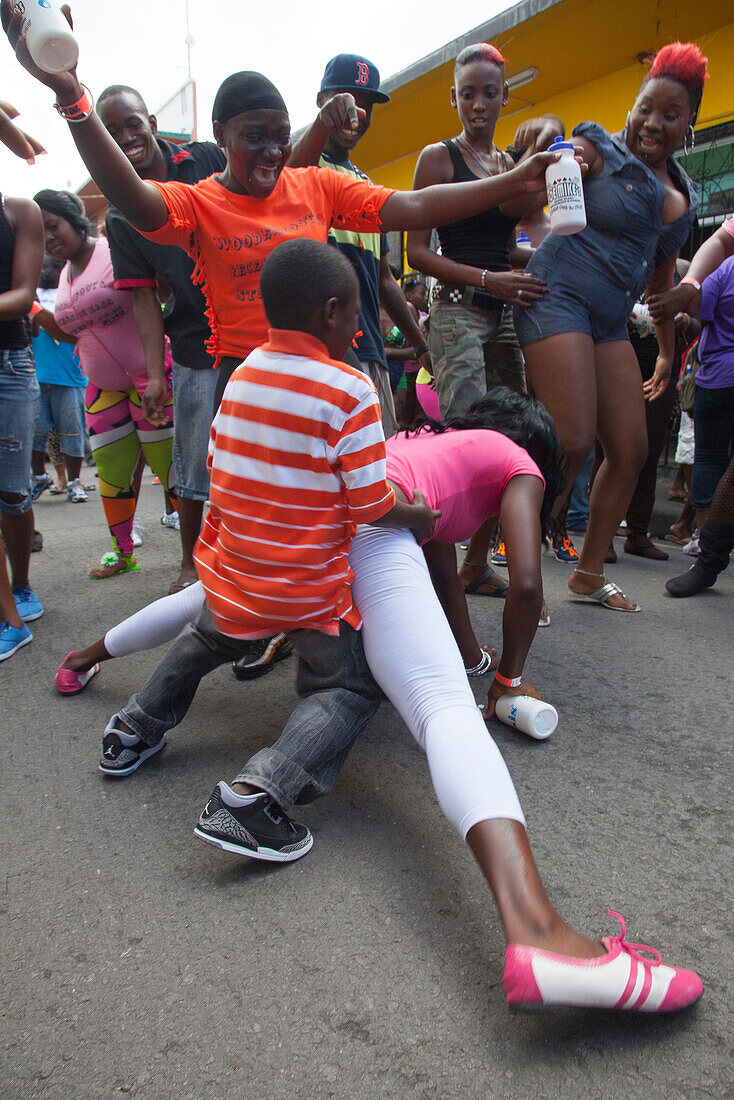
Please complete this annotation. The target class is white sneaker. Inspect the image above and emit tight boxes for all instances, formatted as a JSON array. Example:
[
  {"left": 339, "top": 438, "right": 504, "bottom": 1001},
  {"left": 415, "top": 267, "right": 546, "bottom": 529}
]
[
  {"left": 683, "top": 536, "right": 700, "bottom": 556},
  {"left": 131, "top": 519, "right": 145, "bottom": 548},
  {"left": 66, "top": 478, "right": 89, "bottom": 503},
  {"left": 160, "top": 511, "right": 180, "bottom": 531}
]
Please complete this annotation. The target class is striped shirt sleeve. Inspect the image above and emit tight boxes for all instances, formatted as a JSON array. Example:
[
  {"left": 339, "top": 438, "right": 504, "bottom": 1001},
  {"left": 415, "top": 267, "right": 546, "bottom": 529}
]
[{"left": 332, "top": 387, "right": 395, "bottom": 522}]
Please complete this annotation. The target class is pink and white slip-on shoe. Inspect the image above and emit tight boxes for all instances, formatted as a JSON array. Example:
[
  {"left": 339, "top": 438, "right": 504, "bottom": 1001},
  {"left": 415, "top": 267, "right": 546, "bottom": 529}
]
[
  {"left": 55, "top": 653, "right": 101, "bottom": 696},
  {"left": 504, "top": 911, "right": 702, "bottom": 1013}
]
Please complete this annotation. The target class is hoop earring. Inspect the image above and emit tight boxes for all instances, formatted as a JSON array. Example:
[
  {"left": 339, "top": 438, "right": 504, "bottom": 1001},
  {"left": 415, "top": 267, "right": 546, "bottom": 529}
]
[{"left": 683, "top": 124, "right": 696, "bottom": 155}]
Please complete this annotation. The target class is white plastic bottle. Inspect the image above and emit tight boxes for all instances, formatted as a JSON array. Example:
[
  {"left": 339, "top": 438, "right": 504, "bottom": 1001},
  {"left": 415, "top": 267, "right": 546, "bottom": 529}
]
[
  {"left": 545, "top": 137, "right": 586, "bottom": 236},
  {"left": 13, "top": 0, "right": 79, "bottom": 74},
  {"left": 495, "top": 695, "right": 558, "bottom": 740}
]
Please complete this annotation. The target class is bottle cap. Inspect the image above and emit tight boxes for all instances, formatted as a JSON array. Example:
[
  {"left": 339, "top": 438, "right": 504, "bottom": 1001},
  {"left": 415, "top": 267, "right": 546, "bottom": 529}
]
[
  {"left": 516, "top": 231, "right": 531, "bottom": 243},
  {"left": 548, "top": 136, "right": 575, "bottom": 152}
]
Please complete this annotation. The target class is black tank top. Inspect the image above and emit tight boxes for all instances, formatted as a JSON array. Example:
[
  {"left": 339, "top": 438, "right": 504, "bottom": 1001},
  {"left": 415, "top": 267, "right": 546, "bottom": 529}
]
[
  {"left": 436, "top": 141, "right": 518, "bottom": 273},
  {"left": 0, "top": 194, "right": 31, "bottom": 351}
]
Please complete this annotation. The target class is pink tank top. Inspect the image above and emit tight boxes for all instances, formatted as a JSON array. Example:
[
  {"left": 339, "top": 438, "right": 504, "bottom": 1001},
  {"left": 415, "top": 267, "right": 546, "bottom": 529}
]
[
  {"left": 54, "top": 237, "right": 148, "bottom": 393},
  {"left": 386, "top": 428, "right": 544, "bottom": 543}
]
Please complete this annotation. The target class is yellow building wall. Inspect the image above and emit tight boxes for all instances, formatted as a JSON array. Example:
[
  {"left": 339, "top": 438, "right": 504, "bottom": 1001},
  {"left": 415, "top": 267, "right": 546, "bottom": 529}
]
[{"left": 360, "top": 3, "right": 734, "bottom": 193}]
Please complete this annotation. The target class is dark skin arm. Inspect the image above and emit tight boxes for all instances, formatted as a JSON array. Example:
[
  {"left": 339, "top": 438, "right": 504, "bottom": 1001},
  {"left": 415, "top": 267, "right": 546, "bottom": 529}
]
[
  {"left": 32, "top": 307, "right": 76, "bottom": 343},
  {"left": 287, "top": 94, "right": 365, "bottom": 168},
  {"left": 405, "top": 143, "right": 548, "bottom": 306},
  {"left": 0, "top": 196, "right": 43, "bottom": 321},
  {"left": 642, "top": 255, "right": 677, "bottom": 402},
  {"left": 499, "top": 114, "right": 566, "bottom": 219},
  {"left": 2, "top": 4, "right": 168, "bottom": 231},
  {"left": 423, "top": 475, "right": 545, "bottom": 711},
  {"left": 648, "top": 226, "right": 734, "bottom": 322},
  {"left": 0, "top": 99, "right": 45, "bottom": 162},
  {"left": 379, "top": 256, "right": 430, "bottom": 370},
  {"left": 370, "top": 489, "right": 440, "bottom": 545},
  {"left": 131, "top": 287, "right": 170, "bottom": 426}
]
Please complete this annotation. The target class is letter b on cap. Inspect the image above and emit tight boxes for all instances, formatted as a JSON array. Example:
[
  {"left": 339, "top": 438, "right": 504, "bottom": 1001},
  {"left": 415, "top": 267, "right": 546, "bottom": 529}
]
[{"left": 356, "top": 61, "right": 370, "bottom": 86}]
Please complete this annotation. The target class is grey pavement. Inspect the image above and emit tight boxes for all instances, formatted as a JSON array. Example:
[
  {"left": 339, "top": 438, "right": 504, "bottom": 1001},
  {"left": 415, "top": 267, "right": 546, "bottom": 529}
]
[{"left": 2, "top": 472, "right": 732, "bottom": 1099}]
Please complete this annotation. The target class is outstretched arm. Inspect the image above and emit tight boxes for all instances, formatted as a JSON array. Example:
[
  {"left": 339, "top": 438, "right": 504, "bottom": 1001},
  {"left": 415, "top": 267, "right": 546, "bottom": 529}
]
[
  {"left": 1, "top": 2, "right": 168, "bottom": 231},
  {"left": 648, "top": 224, "right": 734, "bottom": 322},
  {"left": 380, "top": 149, "right": 580, "bottom": 232}
]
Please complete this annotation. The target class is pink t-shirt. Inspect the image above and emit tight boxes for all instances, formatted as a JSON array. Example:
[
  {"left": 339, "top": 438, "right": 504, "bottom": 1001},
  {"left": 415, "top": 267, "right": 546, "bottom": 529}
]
[
  {"left": 386, "top": 429, "right": 544, "bottom": 543},
  {"left": 54, "top": 237, "right": 148, "bottom": 393}
]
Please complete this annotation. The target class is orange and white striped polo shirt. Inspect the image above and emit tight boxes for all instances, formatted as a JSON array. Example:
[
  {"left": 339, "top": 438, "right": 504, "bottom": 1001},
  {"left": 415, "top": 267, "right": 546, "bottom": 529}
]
[{"left": 195, "top": 328, "right": 396, "bottom": 639}]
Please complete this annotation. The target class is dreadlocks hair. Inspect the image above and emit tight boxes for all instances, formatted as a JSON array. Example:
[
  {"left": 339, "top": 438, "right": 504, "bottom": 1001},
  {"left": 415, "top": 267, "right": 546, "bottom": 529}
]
[
  {"left": 406, "top": 387, "right": 568, "bottom": 528},
  {"left": 644, "top": 42, "right": 709, "bottom": 116}
]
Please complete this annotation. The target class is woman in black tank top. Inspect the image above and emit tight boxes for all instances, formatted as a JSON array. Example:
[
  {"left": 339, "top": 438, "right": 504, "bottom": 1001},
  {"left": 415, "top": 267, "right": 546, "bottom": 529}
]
[{"left": 407, "top": 43, "right": 550, "bottom": 599}]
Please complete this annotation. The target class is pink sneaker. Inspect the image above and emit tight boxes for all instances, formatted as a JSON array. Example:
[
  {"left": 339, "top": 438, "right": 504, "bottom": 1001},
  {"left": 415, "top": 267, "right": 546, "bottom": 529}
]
[
  {"left": 504, "top": 912, "right": 703, "bottom": 1013},
  {"left": 55, "top": 653, "right": 101, "bottom": 696}
]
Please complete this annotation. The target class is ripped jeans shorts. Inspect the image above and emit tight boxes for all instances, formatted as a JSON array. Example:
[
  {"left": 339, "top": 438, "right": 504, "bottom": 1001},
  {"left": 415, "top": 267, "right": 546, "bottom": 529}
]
[{"left": 0, "top": 348, "right": 40, "bottom": 515}]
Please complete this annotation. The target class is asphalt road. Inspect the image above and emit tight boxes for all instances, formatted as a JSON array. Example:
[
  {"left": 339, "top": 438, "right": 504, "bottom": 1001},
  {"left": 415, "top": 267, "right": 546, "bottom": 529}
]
[{"left": 2, "top": 474, "right": 732, "bottom": 1099}]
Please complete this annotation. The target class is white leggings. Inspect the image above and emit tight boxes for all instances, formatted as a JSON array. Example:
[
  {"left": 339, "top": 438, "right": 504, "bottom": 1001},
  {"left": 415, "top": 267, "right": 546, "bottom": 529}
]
[
  {"left": 102, "top": 530, "right": 525, "bottom": 837},
  {"left": 349, "top": 526, "right": 524, "bottom": 837},
  {"left": 103, "top": 581, "right": 206, "bottom": 657}
]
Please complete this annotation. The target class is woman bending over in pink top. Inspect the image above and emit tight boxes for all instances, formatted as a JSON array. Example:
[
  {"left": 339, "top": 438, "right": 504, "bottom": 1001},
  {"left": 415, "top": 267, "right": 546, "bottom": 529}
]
[{"left": 56, "top": 386, "right": 702, "bottom": 1014}]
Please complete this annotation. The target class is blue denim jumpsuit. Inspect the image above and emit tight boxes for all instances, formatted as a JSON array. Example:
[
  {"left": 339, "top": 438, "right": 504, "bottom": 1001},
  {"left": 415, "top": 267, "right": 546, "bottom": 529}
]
[{"left": 514, "top": 122, "right": 698, "bottom": 347}]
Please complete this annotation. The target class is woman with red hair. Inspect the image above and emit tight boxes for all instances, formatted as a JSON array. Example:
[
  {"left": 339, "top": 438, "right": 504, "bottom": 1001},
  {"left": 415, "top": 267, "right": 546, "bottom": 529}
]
[{"left": 514, "top": 42, "right": 707, "bottom": 613}]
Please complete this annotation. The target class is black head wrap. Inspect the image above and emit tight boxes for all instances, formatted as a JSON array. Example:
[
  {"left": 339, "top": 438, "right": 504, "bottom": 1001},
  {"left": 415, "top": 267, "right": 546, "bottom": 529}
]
[
  {"left": 212, "top": 72, "right": 287, "bottom": 125},
  {"left": 33, "top": 189, "right": 93, "bottom": 238}
]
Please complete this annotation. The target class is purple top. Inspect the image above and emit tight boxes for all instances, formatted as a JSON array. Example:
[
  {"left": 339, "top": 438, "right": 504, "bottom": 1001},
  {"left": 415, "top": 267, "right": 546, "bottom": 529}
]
[{"left": 698, "top": 256, "right": 734, "bottom": 389}]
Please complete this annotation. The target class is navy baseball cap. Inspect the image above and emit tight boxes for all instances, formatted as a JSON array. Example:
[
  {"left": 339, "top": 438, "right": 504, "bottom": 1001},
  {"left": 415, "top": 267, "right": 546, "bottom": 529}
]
[{"left": 319, "top": 54, "right": 390, "bottom": 104}]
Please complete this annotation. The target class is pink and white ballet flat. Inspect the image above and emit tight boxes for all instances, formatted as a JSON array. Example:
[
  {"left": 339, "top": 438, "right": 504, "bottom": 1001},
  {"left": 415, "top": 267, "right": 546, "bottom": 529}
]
[
  {"left": 55, "top": 653, "right": 101, "bottom": 696},
  {"left": 504, "top": 911, "right": 703, "bottom": 1013}
]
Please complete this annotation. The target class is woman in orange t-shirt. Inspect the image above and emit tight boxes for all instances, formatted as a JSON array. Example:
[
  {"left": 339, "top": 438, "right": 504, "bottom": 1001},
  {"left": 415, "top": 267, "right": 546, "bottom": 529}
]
[{"left": 4, "top": 21, "right": 569, "bottom": 401}]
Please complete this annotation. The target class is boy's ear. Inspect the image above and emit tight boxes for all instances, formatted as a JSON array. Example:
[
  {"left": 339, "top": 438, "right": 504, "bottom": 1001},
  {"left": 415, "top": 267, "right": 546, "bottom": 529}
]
[
  {"left": 148, "top": 113, "right": 158, "bottom": 135},
  {"left": 322, "top": 296, "right": 340, "bottom": 328},
  {"left": 212, "top": 120, "right": 224, "bottom": 148},
  {"left": 450, "top": 86, "right": 457, "bottom": 109}
]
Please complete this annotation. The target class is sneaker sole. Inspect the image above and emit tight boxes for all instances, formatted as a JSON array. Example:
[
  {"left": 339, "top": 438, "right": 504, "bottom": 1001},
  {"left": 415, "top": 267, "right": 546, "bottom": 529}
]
[
  {"left": 99, "top": 736, "right": 166, "bottom": 777},
  {"left": 193, "top": 826, "right": 313, "bottom": 862},
  {"left": 0, "top": 631, "right": 33, "bottom": 662},
  {"left": 18, "top": 607, "right": 44, "bottom": 622}
]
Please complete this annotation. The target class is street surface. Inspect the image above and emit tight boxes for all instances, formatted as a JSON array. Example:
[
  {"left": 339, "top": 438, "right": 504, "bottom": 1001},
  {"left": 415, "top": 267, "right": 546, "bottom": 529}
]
[{"left": 2, "top": 474, "right": 732, "bottom": 1099}]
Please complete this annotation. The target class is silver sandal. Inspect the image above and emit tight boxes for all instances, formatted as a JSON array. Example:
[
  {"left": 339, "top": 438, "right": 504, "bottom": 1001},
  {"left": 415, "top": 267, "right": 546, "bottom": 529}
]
[{"left": 571, "top": 580, "right": 641, "bottom": 613}]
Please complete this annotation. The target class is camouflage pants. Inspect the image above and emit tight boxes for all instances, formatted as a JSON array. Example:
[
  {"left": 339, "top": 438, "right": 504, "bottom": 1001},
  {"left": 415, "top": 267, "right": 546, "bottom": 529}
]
[{"left": 429, "top": 300, "right": 526, "bottom": 419}]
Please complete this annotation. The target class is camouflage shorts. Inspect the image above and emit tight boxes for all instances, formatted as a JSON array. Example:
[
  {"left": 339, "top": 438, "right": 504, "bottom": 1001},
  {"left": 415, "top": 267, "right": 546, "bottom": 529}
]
[{"left": 429, "top": 300, "right": 526, "bottom": 419}]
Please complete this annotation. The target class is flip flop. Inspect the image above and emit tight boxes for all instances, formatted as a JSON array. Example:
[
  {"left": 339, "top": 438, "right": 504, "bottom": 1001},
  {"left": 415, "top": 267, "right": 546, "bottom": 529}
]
[
  {"left": 570, "top": 580, "right": 641, "bottom": 612},
  {"left": 464, "top": 566, "right": 509, "bottom": 598},
  {"left": 168, "top": 578, "right": 198, "bottom": 595}
]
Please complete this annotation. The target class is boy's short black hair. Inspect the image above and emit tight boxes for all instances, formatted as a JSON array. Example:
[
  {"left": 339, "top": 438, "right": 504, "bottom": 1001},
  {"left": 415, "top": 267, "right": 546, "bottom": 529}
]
[{"left": 260, "top": 239, "right": 359, "bottom": 330}]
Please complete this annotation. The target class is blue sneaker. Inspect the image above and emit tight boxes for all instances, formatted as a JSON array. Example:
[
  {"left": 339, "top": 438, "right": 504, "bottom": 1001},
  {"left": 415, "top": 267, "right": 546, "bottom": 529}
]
[
  {"left": 31, "top": 474, "right": 53, "bottom": 501},
  {"left": 0, "top": 621, "right": 33, "bottom": 662},
  {"left": 12, "top": 587, "right": 44, "bottom": 622}
]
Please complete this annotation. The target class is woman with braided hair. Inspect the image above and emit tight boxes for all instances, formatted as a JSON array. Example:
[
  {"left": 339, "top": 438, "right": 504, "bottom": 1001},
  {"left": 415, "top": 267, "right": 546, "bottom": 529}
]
[{"left": 514, "top": 42, "right": 707, "bottom": 614}]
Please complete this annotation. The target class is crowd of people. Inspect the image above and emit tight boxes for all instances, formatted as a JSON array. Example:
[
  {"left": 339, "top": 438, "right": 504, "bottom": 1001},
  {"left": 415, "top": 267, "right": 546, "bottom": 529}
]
[{"left": 3, "top": 2, "right": 731, "bottom": 1017}]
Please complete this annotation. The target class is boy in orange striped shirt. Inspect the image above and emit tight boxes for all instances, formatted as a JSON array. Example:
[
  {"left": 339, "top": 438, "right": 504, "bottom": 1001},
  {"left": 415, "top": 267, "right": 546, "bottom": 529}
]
[{"left": 101, "top": 240, "right": 438, "bottom": 861}]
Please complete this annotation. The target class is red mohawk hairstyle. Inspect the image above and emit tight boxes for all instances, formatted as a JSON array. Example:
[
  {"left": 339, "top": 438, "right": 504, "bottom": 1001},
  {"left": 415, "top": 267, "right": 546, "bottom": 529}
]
[
  {"left": 455, "top": 43, "right": 506, "bottom": 71},
  {"left": 647, "top": 42, "right": 709, "bottom": 113}
]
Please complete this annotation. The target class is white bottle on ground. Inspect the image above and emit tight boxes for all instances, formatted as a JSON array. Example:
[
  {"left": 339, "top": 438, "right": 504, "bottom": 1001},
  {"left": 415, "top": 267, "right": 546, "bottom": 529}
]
[
  {"left": 13, "top": 0, "right": 78, "bottom": 73},
  {"left": 495, "top": 694, "right": 558, "bottom": 740},
  {"left": 545, "top": 137, "right": 586, "bottom": 236}
]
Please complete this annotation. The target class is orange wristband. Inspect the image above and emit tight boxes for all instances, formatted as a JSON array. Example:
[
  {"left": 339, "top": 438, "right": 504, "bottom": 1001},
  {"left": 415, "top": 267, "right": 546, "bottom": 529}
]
[
  {"left": 54, "top": 85, "right": 94, "bottom": 123},
  {"left": 494, "top": 671, "right": 522, "bottom": 688}
]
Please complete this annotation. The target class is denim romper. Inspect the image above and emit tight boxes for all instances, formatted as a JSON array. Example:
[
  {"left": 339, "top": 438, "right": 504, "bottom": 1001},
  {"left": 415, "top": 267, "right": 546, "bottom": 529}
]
[{"left": 514, "top": 122, "right": 698, "bottom": 347}]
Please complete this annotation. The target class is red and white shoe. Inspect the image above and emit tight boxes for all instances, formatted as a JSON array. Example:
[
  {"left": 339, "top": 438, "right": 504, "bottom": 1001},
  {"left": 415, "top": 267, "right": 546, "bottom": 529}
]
[
  {"left": 55, "top": 653, "right": 101, "bottom": 695},
  {"left": 504, "top": 911, "right": 703, "bottom": 1013}
]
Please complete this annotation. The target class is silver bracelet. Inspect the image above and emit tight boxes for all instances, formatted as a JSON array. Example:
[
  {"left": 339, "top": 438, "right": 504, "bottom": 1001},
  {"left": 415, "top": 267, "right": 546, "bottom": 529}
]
[{"left": 466, "top": 648, "right": 492, "bottom": 677}]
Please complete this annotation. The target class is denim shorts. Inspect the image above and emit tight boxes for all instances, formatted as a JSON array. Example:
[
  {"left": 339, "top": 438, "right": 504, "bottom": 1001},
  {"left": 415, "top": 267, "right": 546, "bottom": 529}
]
[
  {"left": 0, "top": 348, "right": 40, "bottom": 514},
  {"left": 34, "top": 383, "right": 85, "bottom": 458},
  {"left": 513, "top": 257, "right": 631, "bottom": 348},
  {"left": 172, "top": 360, "right": 219, "bottom": 501}
]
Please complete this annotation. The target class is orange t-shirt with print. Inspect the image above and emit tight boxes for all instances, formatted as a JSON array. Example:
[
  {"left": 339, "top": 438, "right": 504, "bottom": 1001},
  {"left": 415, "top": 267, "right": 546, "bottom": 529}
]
[{"left": 140, "top": 166, "right": 394, "bottom": 363}]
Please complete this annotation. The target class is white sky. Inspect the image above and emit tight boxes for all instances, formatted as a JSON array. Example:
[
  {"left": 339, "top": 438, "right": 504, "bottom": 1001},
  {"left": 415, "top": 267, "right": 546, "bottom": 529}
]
[{"left": 2, "top": 0, "right": 515, "bottom": 200}]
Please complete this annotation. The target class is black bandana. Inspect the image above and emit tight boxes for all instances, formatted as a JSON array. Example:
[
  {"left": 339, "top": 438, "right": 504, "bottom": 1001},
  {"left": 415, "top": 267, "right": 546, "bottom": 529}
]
[{"left": 212, "top": 72, "right": 287, "bottom": 125}]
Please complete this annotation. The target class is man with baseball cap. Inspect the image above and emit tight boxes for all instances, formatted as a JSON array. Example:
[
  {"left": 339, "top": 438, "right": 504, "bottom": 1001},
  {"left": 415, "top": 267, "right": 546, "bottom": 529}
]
[{"left": 289, "top": 54, "right": 430, "bottom": 437}]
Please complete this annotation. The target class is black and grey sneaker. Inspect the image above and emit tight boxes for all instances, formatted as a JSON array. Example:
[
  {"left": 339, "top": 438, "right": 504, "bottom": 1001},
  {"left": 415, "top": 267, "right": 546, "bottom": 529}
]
[
  {"left": 194, "top": 781, "right": 313, "bottom": 862},
  {"left": 232, "top": 633, "right": 293, "bottom": 680},
  {"left": 99, "top": 717, "right": 166, "bottom": 777}
]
